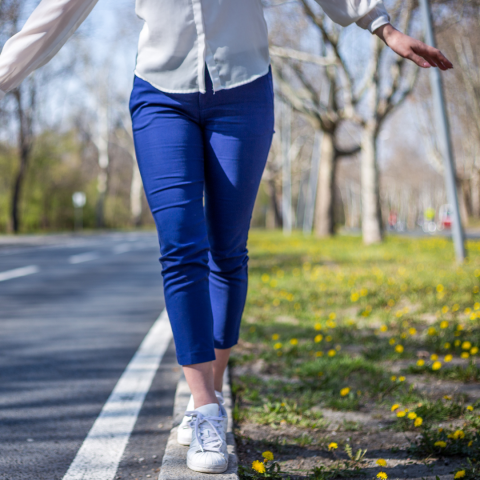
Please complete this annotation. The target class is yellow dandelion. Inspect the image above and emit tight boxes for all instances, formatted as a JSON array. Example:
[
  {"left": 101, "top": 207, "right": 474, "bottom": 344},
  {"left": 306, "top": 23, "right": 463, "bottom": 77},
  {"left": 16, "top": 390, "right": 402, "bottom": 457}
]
[
  {"left": 272, "top": 298, "right": 280, "bottom": 306},
  {"left": 428, "top": 327, "right": 437, "bottom": 336},
  {"left": 272, "top": 333, "right": 280, "bottom": 341},
  {"left": 441, "top": 306, "right": 449, "bottom": 314},
  {"left": 471, "top": 346, "right": 479, "bottom": 355},
  {"left": 436, "top": 284, "right": 444, "bottom": 292},
  {"left": 315, "top": 334, "right": 323, "bottom": 343},
  {"left": 408, "top": 412, "right": 417, "bottom": 420},
  {"left": 274, "top": 343, "right": 283, "bottom": 350},
  {"left": 431, "top": 354, "right": 438, "bottom": 361},
  {"left": 340, "top": 387, "right": 350, "bottom": 397},
  {"left": 414, "top": 417, "right": 423, "bottom": 427},
  {"left": 467, "top": 405, "right": 474, "bottom": 411},
  {"left": 290, "top": 338, "right": 298, "bottom": 346},
  {"left": 387, "top": 299, "right": 395, "bottom": 307},
  {"left": 314, "top": 323, "right": 322, "bottom": 331},
  {"left": 316, "top": 351, "right": 324, "bottom": 357},
  {"left": 262, "top": 451, "right": 274, "bottom": 462},
  {"left": 325, "top": 335, "right": 332, "bottom": 342},
  {"left": 409, "top": 327, "right": 417, "bottom": 335},
  {"left": 444, "top": 342, "right": 451, "bottom": 349},
  {"left": 327, "top": 349, "right": 336, "bottom": 357},
  {"left": 461, "top": 352, "right": 470, "bottom": 359},
  {"left": 462, "top": 341, "right": 472, "bottom": 350},
  {"left": 457, "top": 324, "right": 464, "bottom": 331},
  {"left": 380, "top": 325, "right": 388, "bottom": 332},
  {"left": 389, "top": 338, "right": 396, "bottom": 345},
  {"left": 444, "top": 354, "right": 453, "bottom": 362},
  {"left": 452, "top": 430, "right": 465, "bottom": 440},
  {"left": 454, "top": 471, "right": 466, "bottom": 479},
  {"left": 432, "top": 361, "right": 442, "bottom": 371},
  {"left": 399, "top": 376, "right": 406, "bottom": 382},
  {"left": 397, "top": 411, "right": 406, "bottom": 418},
  {"left": 434, "top": 441, "right": 447, "bottom": 448},
  {"left": 377, "top": 473, "right": 388, "bottom": 480},
  {"left": 328, "top": 442, "right": 338, "bottom": 451},
  {"left": 391, "top": 404, "right": 400, "bottom": 412},
  {"left": 261, "top": 274, "right": 270, "bottom": 283},
  {"left": 351, "top": 292, "right": 359, "bottom": 302},
  {"left": 391, "top": 376, "right": 397, "bottom": 382},
  {"left": 252, "top": 460, "right": 266, "bottom": 473},
  {"left": 440, "top": 320, "right": 449, "bottom": 329},
  {"left": 454, "top": 339, "right": 461, "bottom": 347},
  {"left": 417, "top": 359, "right": 425, "bottom": 366},
  {"left": 395, "top": 345, "right": 404, "bottom": 353},
  {"left": 376, "top": 459, "right": 387, "bottom": 467}
]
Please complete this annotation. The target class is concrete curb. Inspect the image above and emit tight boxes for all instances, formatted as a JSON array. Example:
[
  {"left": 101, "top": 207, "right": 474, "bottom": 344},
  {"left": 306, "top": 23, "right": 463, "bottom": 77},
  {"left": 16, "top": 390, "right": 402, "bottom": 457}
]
[{"left": 158, "top": 368, "right": 239, "bottom": 479}]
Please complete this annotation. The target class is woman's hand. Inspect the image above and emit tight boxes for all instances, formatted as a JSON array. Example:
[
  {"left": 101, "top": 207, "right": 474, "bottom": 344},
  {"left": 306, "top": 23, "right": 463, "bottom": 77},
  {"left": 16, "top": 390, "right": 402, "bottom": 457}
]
[{"left": 374, "top": 23, "right": 453, "bottom": 70}]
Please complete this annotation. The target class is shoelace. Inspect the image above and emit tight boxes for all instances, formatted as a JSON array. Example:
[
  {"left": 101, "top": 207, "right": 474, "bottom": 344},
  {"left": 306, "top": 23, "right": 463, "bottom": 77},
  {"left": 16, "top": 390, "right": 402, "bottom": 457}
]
[{"left": 185, "top": 411, "right": 225, "bottom": 454}]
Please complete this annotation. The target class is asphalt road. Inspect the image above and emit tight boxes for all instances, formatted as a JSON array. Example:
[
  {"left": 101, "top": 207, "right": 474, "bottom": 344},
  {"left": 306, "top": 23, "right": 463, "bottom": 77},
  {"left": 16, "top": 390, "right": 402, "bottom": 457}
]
[{"left": 0, "top": 232, "right": 181, "bottom": 480}]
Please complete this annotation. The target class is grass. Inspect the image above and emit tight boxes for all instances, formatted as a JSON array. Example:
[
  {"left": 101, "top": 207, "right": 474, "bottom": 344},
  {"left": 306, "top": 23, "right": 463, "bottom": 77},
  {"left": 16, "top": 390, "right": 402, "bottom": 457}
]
[{"left": 232, "top": 230, "right": 480, "bottom": 479}]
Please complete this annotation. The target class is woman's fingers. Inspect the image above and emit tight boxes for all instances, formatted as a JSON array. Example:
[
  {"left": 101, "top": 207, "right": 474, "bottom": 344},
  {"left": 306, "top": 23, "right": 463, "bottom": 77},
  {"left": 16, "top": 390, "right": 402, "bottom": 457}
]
[{"left": 413, "top": 43, "right": 453, "bottom": 70}]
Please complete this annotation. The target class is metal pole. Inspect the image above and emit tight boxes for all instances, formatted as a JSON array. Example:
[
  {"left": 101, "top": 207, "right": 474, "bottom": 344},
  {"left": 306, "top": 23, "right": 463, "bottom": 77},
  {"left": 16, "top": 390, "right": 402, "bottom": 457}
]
[
  {"left": 304, "top": 132, "right": 321, "bottom": 234},
  {"left": 419, "top": 0, "right": 466, "bottom": 261},
  {"left": 282, "top": 102, "right": 292, "bottom": 234}
]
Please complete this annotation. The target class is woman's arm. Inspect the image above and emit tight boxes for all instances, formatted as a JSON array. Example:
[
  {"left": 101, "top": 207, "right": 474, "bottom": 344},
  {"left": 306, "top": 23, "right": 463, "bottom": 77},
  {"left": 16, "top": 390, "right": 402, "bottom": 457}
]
[
  {"left": 0, "top": 0, "right": 99, "bottom": 100},
  {"left": 374, "top": 23, "right": 453, "bottom": 70}
]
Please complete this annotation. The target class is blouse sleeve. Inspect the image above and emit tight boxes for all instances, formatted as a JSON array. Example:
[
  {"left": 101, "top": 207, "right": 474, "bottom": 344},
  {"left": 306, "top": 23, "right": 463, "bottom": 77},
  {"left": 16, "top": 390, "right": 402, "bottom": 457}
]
[
  {"left": 313, "top": 0, "right": 390, "bottom": 33},
  {"left": 0, "top": 0, "right": 100, "bottom": 100}
]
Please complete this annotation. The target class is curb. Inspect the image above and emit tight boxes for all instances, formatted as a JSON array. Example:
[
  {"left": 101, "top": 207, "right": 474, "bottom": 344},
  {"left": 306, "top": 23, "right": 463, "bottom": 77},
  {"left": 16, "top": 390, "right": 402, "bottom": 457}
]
[{"left": 158, "top": 368, "right": 239, "bottom": 479}]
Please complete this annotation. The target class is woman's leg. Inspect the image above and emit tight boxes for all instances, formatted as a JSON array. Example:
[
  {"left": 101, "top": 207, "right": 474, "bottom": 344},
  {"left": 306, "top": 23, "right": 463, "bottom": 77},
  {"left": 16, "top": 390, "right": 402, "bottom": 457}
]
[
  {"left": 129, "top": 76, "right": 218, "bottom": 409},
  {"left": 203, "top": 69, "right": 275, "bottom": 381}
]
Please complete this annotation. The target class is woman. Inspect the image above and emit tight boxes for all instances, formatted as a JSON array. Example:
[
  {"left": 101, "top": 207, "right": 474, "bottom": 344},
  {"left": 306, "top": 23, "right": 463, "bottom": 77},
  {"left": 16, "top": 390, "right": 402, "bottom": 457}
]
[{"left": 0, "top": 0, "right": 452, "bottom": 474}]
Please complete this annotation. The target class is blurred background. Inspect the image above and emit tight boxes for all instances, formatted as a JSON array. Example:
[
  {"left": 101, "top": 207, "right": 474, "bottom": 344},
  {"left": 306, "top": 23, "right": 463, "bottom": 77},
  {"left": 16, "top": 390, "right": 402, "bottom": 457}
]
[{"left": 0, "top": 0, "right": 479, "bottom": 242}]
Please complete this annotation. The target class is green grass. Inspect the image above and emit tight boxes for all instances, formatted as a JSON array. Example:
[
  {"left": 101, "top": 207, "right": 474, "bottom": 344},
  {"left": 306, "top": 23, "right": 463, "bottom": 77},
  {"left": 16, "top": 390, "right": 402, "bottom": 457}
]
[{"left": 233, "top": 231, "right": 480, "bottom": 477}]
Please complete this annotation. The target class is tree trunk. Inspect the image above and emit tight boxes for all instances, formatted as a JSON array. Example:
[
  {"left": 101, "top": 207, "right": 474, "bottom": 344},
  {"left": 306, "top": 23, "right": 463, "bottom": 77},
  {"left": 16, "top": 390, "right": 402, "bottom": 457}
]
[
  {"left": 471, "top": 169, "right": 480, "bottom": 218},
  {"left": 130, "top": 158, "right": 143, "bottom": 227},
  {"left": 314, "top": 132, "right": 336, "bottom": 237},
  {"left": 268, "top": 178, "right": 283, "bottom": 228},
  {"left": 361, "top": 125, "right": 383, "bottom": 244},
  {"left": 11, "top": 87, "right": 34, "bottom": 234},
  {"left": 458, "top": 178, "right": 470, "bottom": 227}
]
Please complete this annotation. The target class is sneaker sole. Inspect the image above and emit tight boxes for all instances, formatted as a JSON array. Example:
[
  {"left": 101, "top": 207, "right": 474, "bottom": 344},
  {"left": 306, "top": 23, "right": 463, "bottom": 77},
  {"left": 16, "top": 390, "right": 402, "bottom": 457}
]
[{"left": 187, "top": 458, "right": 228, "bottom": 474}]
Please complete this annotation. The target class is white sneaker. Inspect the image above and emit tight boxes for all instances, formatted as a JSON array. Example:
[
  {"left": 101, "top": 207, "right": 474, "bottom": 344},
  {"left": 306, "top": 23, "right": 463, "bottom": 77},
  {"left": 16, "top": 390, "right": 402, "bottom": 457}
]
[
  {"left": 186, "top": 403, "right": 228, "bottom": 474},
  {"left": 177, "top": 390, "right": 227, "bottom": 446}
]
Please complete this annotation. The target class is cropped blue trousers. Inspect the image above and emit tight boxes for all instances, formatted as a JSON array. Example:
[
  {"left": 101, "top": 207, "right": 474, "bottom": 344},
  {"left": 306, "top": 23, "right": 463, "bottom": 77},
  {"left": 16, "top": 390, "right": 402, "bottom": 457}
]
[{"left": 129, "top": 69, "right": 274, "bottom": 365}]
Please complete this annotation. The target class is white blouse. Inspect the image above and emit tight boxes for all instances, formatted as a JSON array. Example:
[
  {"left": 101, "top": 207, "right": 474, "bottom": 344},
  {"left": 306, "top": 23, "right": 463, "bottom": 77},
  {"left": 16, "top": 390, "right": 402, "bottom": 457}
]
[{"left": 0, "top": 0, "right": 390, "bottom": 99}]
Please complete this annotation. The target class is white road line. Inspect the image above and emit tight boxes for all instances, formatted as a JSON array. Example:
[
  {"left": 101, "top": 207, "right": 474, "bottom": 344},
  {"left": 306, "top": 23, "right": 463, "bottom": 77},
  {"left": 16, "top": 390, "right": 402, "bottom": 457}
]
[
  {"left": 113, "top": 244, "right": 131, "bottom": 254},
  {"left": 69, "top": 252, "right": 100, "bottom": 264},
  {"left": 63, "top": 309, "right": 172, "bottom": 480},
  {"left": 0, "top": 265, "right": 39, "bottom": 282}
]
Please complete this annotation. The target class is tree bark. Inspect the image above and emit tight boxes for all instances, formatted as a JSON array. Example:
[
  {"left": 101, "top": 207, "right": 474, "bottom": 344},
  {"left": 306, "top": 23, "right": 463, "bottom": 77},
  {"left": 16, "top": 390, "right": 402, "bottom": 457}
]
[
  {"left": 471, "top": 169, "right": 480, "bottom": 219},
  {"left": 314, "top": 132, "right": 336, "bottom": 237},
  {"left": 11, "top": 87, "right": 34, "bottom": 234},
  {"left": 268, "top": 178, "right": 283, "bottom": 229},
  {"left": 361, "top": 124, "right": 383, "bottom": 244}
]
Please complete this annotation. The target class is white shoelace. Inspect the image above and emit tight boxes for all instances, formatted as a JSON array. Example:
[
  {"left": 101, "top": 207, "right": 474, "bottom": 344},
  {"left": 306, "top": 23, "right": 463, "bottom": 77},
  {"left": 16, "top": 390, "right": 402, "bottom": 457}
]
[{"left": 186, "top": 411, "right": 225, "bottom": 454}]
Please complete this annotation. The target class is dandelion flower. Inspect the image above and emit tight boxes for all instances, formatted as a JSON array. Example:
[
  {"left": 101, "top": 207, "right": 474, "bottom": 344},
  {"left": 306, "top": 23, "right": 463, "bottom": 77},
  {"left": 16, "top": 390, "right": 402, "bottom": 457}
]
[
  {"left": 417, "top": 359, "right": 425, "bottom": 366},
  {"left": 391, "top": 404, "right": 400, "bottom": 412},
  {"left": 454, "top": 471, "right": 466, "bottom": 479},
  {"left": 274, "top": 343, "right": 283, "bottom": 350},
  {"left": 252, "top": 460, "right": 266, "bottom": 473},
  {"left": 376, "top": 459, "right": 387, "bottom": 467},
  {"left": 408, "top": 412, "right": 417, "bottom": 420},
  {"left": 443, "top": 395, "right": 452, "bottom": 400},
  {"left": 327, "top": 349, "right": 336, "bottom": 357},
  {"left": 399, "top": 376, "right": 406, "bottom": 382},
  {"left": 389, "top": 338, "right": 396, "bottom": 345},
  {"left": 315, "top": 334, "right": 323, "bottom": 343},
  {"left": 395, "top": 345, "right": 404, "bottom": 353},
  {"left": 428, "top": 327, "right": 437, "bottom": 336},
  {"left": 434, "top": 441, "right": 447, "bottom": 448},
  {"left": 351, "top": 293, "right": 359, "bottom": 302},
  {"left": 328, "top": 442, "right": 338, "bottom": 450},
  {"left": 462, "top": 341, "right": 472, "bottom": 350},
  {"left": 444, "top": 354, "right": 453, "bottom": 362},
  {"left": 397, "top": 411, "right": 406, "bottom": 418},
  {"left": 432, "top": 361, "right": 442, "bottom": 371},
  {"left": 461, "top": 352, "right": 470, "bottom": 359},
  {"left": 377, "top": 473, "right": 388, "bottom": 479},
  {"left": 326, "top": 335, "right": 333, "bottom": 342},
  {"left": 261, "top": 274, "right": 270, "bottom": 283},
  {"left": 290, "top": 338, "right": 298, "bottom": 346},
  {"left": 391, "top": 376, "right": 397, "bottom": 382},
  {"left": 454, "top": 339, "right": 461, "bottom": 347},
  {"left": 431, "top": 354, "right": 438, "bottom": 361},
  {"left": 414, "top": 417, "right": 423, "bottom": 427},
  {"left": 467, "top": 405, "right": 474, "bottom": 411},
  {"left": 409, "top": 327, "right": 417, "bottom": 335},
  {"left": 380, "top": 325, "right": 388, "bottom": 332},
  {"left": 340, "top": 387, "right": 350, "bottom": 397},
  {"left": 262, "top": 451, "right": 274, "bottom": 462},
  {"left": 440, "top": 320, "right": 449, "bottom": 329},
  {"left": 444, "top": 342, "right": 451, "bottom": 349},
  {"left": 436, "top": 284, "right": 444, "bottom": 292},
  {"left": 314, "top": 323, "right": 322, "bottom": 331},
  {"left": 272, "top": 334, "right": 279, "bottom": 341},
  {"left": 471, "top": 347, "right": 479, "bottom": 355},
  {"left": 316, "top": 351, "right": 324, "bottom": 357},
  {"left": 452, "top": 430, "right": 465, "bottom": 440}
]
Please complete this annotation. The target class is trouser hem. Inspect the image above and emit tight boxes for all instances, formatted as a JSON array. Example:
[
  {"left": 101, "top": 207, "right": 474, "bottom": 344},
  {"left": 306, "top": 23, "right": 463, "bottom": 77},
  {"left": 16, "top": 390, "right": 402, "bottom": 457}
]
[{"left": 177, "top": 349, "right": 216, "bottom": 366}]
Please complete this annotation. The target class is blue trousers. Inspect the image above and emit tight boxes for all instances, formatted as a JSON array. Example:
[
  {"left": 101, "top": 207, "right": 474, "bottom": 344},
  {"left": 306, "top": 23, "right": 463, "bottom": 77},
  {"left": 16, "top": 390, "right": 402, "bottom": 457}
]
[{"left": 129, "top": 69, "right": 274, "bottom": 365}]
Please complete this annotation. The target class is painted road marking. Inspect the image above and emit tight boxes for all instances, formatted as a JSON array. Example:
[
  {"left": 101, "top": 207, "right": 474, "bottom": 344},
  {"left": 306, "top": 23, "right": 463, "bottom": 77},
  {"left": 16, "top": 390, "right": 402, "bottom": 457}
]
[
  {"left": 69, "top": 252, "right": 100, "bottom": 264},
  {"left": 113, "top": 244, "right": 131, "bottom": 254},
  {"left": 0, "top": 265, "right": 39, "bottom": 282},
  {"left": 63, "top": 309, "right": 172, "bottom": 480}
]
